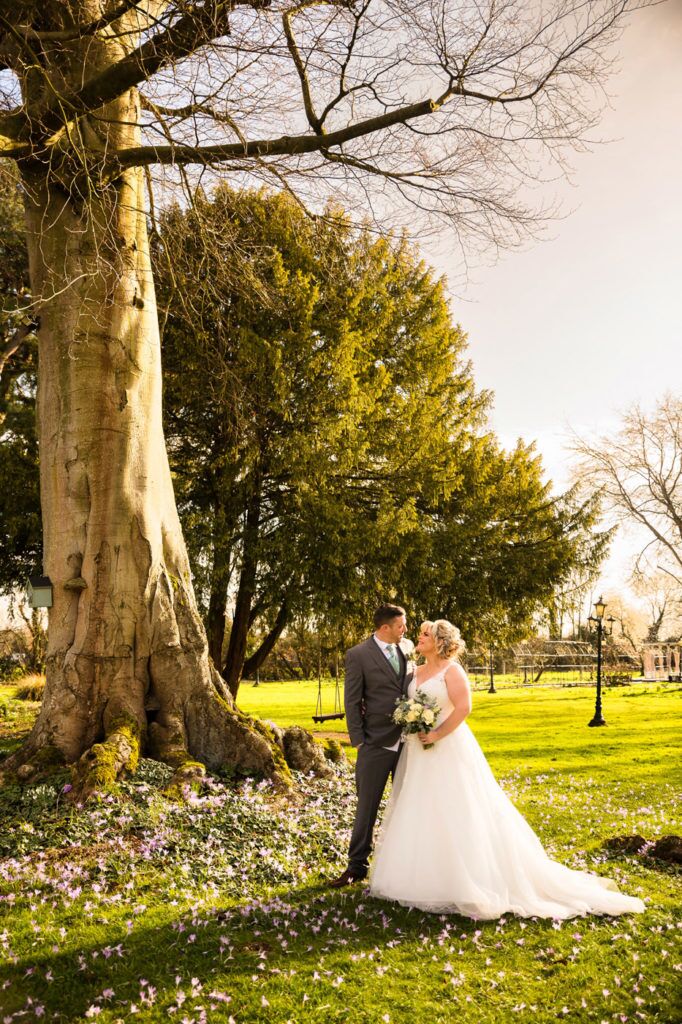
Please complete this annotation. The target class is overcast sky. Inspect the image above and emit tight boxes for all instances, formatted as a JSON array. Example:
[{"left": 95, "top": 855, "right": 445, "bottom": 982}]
[{"left": 435, "top": 1, "right": 682, "bottom": 596}]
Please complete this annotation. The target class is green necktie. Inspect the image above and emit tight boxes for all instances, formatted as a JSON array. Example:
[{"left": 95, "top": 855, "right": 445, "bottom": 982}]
[{"left": 386, "top": 644, "right": 400, "bottom": 674}]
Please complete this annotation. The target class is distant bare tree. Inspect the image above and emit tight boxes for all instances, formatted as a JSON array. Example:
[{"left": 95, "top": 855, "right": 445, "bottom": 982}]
[
  {"left": 631, "top": 568, "right": 681, "bottom": 643},
  {"left": 547, "top": 560, "right": 607, "bottom": 640},
  {"left": 0, "top": 0, "right": 653, "bottom": 794},
  {"left": 605, "top": 592, "right": 646, "bottom": 651},
  {"left": 572, "top": 395, "right": 682, "bottom": 590}
]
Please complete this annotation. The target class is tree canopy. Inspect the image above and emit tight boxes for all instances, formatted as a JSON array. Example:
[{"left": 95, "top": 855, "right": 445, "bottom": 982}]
[
  {"left": 0, "top": 1, "right": 646, "bottom": 246},
  {"left": 0, "top": 166, "right": 40, "bottom": 597},
  {"left": 0, "top": 178, "right": 609, "bottom": 691},
  {"left": 157, "top": 186, "right": 602, "bottom": 683},
  {"left": 156, "top": 185, "right": 484, "bottom": 692},
  {"left": 399, "top": 439, "right": 607, "bottom": 646}
]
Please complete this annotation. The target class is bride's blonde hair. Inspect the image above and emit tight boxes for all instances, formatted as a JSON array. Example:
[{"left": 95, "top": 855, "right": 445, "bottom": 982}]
[{"left": 421, "top": 619, "right": 466, "bottom": 660}]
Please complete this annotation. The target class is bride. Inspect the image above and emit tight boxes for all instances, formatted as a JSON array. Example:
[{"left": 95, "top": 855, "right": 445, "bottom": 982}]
[{"left": 369, "top": 619, "right": 645, "bottom": 919}]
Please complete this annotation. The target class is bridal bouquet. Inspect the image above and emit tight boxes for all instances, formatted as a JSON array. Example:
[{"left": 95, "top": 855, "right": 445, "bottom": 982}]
[{"left": 393, "top": 691, "right": 440, "bottom": 748}]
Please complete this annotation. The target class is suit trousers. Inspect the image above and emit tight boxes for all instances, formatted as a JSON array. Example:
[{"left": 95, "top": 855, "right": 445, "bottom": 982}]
[{"left": 347, "top": 743, "right": 401, "bottom": 876}]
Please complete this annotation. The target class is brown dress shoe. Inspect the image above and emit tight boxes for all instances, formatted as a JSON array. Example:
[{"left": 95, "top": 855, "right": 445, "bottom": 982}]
[{"left": 328, "top": 869, "right": 367, "bottom": 888}]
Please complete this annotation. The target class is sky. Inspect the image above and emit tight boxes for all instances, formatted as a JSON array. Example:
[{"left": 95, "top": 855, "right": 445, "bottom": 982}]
[{"left": 435, "top": 0, "right": 682, "bottom": 599}]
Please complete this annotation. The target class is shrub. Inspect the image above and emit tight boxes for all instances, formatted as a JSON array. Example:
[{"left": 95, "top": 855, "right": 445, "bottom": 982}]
[
  {"left": 15, "top": 674, "right": 45, "bottom": 701},
  {"left": 0, "top": 660, "right": 25, "bottom": 683}
]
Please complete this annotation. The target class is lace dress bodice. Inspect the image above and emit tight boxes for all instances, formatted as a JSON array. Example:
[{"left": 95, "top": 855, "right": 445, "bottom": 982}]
[{"left": 408, "top": 666, "right": 454, "bottom": 727}]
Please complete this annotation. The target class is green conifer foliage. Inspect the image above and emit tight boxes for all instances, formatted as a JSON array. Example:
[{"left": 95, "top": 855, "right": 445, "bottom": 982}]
[{"left": 155, "top": 188, "right": 598, "bottom": 691}]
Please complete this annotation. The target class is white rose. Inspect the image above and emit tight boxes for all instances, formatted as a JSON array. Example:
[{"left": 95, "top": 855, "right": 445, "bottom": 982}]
[
  {"left": 421, "top": 709, "right": 435, "bottom": 725},
  {"left": 406, "top": 708, "right": 421, "bottom": 723}
]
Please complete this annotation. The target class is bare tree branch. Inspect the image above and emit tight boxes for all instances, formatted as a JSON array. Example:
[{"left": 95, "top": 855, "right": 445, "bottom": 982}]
[
  {"left": 571, "top": 395, "right": 682, "bottom": 580},
  {"left": 111, "top": 95, "right": 443, "bottom": 169},
  {"left": 0, "top": 318, "right": 38, "bottom": 381},
  {"left": 282, "top": 0, "right": 327, "bottom": 134},
  {"left": 14, "top": 1, "right": 145, "bottom": 43},
  {"left": 12, "top": 0, "right": 270, "bottom": 146}
]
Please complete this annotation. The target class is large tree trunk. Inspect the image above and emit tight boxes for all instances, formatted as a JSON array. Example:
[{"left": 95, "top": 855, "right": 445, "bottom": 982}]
[{"left": 5, "top": 4, "right": 283, "bottom": 795}]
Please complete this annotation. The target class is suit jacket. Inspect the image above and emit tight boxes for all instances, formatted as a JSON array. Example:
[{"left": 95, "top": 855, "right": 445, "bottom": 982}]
[{"left": 344, "top": 636, "right": 414, "bottom": 748}]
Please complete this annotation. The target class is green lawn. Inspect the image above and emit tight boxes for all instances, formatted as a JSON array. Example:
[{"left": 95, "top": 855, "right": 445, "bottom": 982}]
[
  {"left": 240, "top": 677, "right": 682, "bottom": 782},
  {"left": 1, "top": 680, "right": 681, "bottom": 1024}
]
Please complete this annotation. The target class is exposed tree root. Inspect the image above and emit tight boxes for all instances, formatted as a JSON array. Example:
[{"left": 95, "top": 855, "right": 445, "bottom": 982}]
[
  {"left": 163, "top": 758, "right": 206, "bottom": 800},
  {"left": 10, "top": 744, "right": 66, "bottom": 784},
  {"left": 2, "top": 669, "right": 299, "bottom": 800},
  {"left": 280, "top": 726, "right": 334, "bottom": 779},
  {"left": 2, "top": 592, "right": 322, "bottom": 799},
  {"left": 69, "top": 716, "right": 142, "bottom": 802}
]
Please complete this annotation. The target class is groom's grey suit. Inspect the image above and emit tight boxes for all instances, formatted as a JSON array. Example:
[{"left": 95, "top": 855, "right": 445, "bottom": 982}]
[{"left": 344, "top": 636, "right": 414, "bottom": 878}]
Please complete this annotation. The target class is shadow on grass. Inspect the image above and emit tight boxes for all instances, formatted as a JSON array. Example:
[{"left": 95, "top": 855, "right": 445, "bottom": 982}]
[
  {"left": 621, "top": 685, "right": 682, "bottom": 697},
  {"left": 1, "top": 879, "right": 578, "bottom": 1021}
]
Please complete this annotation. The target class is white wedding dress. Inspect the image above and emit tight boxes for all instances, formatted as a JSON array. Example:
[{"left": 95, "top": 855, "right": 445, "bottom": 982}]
[{"left": 369, "top": 668, "right": 646, "bottom": 919}]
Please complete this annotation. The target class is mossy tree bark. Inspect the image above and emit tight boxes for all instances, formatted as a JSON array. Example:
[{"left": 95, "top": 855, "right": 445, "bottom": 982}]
[{"left": 3, "top": 2, "right": 284, "bottom": 795}]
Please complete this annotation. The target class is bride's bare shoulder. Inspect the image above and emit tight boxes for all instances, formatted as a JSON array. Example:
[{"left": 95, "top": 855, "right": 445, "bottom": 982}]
[{"left": 444, "top": 661, "right": 469, "bottom": 686}]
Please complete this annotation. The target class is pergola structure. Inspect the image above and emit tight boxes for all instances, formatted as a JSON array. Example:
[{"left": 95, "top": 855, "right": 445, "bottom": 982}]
[
  {"left": 511, "top": 639, "right": 594, "bottom": 681},
  {"left": 465, "top": 638, "right": 640, "bottom": 686},
  {"left": 640, "top": 643, "right": 682, "bottom": 681}
]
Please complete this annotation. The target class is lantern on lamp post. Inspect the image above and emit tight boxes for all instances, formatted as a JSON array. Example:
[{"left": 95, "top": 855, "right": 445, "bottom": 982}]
[{"left": 587, "top": 596, "right": 614, "bottom": 727}]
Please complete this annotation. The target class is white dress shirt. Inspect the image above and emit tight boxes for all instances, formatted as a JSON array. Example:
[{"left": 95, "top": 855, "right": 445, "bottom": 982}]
[{"left": 374, "top": 634, "right": 402, "bottom": 752}]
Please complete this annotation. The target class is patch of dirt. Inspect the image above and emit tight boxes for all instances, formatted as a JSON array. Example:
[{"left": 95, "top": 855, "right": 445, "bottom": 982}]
[{"left": 604, "top": 833, "right": 682, "bottom": 866}]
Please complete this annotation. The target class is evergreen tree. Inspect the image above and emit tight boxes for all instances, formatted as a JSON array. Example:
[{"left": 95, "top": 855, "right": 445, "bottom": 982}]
[
  {"left": 157, "top": 188, "right": 601, "bottom": 688},
  {"left": 0, "top": 167, "right": 40, "bottom": 596},
  {"left": 398, "top": 437, "right": 607, "bottom": 646},
  {"left": 156, "top": 188, "right": 484, "bottom": 694}
]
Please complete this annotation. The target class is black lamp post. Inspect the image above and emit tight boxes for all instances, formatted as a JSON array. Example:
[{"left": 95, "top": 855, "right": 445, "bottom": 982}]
[
  {"left": 587, "top": 596, "right": 614, "bottom": 727},
  {"left": 488, "top": 644, "right": 496, "bottom": 694}
]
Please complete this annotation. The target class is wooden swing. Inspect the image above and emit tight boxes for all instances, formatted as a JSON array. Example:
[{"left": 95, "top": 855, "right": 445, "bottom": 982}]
[{"left": 312, "top": 647, "right": 344, "bottom": 723}]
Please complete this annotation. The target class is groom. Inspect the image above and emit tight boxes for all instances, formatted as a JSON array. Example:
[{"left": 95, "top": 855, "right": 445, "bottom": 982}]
[{"left": 329, "top": 603, "right": 414, "bottom": 887}]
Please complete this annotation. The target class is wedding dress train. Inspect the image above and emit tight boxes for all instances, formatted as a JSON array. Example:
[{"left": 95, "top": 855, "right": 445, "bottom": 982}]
[{"left": 368, "top": 669, "right": 645, "bottom": 919}]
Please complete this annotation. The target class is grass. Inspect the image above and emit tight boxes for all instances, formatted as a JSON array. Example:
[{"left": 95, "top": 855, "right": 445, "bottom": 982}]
[
  {"left": 239, "top": 677, "right": 682, "bottom": 780},
  {"left": 0, "top": 679, "right": 680, "bottom": 1024},
  {"left": 237, "top": 671, "right": 616, "bottom": 730},
  {"left": 14, "top": 674, "right": 46, "bottom": 702}
]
